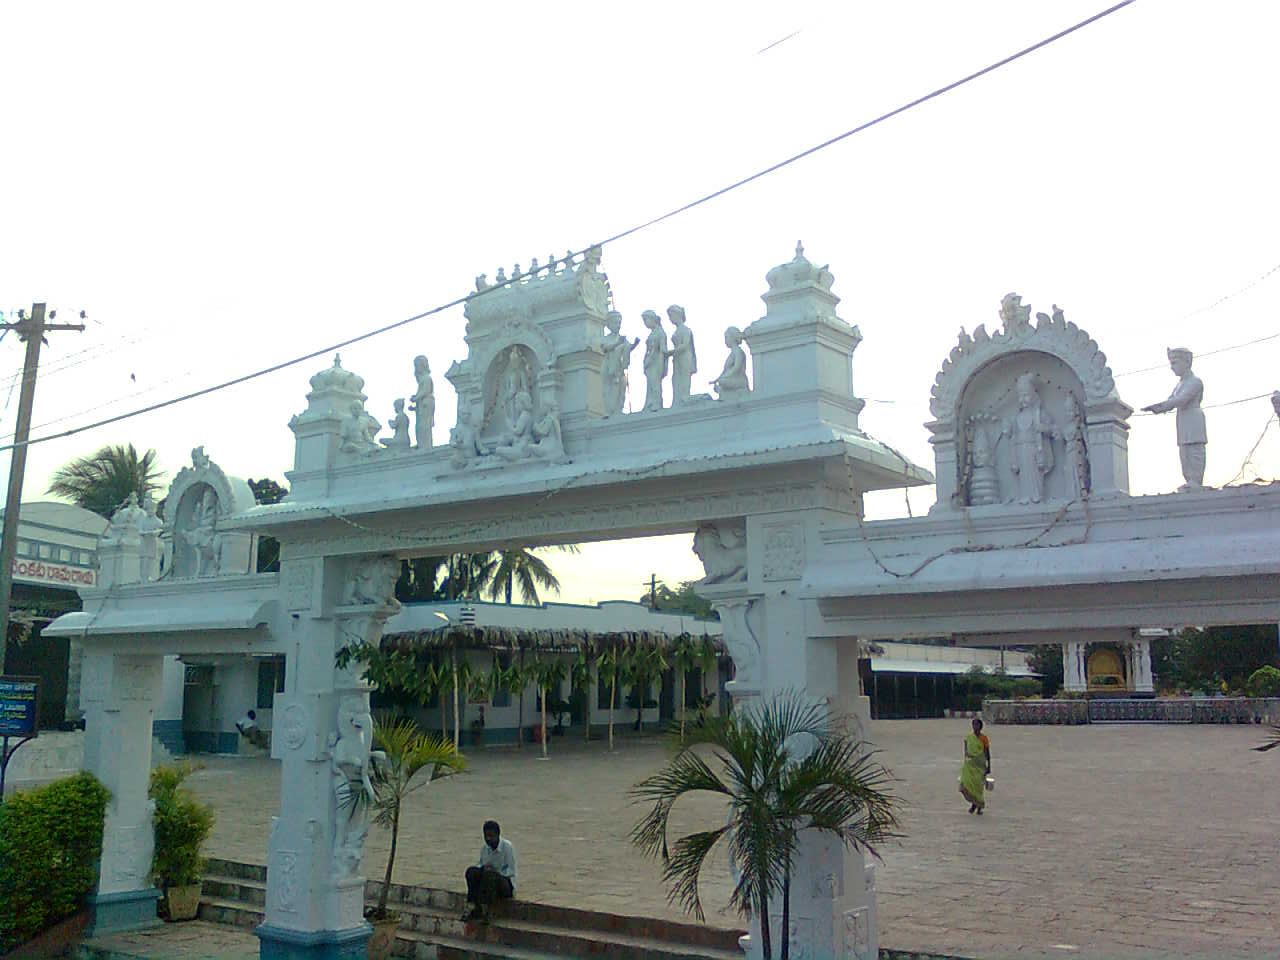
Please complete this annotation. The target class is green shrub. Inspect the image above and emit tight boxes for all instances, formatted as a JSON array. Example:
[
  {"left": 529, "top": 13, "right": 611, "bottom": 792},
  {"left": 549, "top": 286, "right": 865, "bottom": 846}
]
[
  {"left": 954, "top": 667, "right": 1040, "bottom": 711},
  {"left": 0, "top": 771, "right": 111, "bottom": 950},
  {"left": 150, "top": 761, "right": 214, "bottom": 890},
  {"left": 1246, "top": 665, "right": 1280, "bottom": 698}
]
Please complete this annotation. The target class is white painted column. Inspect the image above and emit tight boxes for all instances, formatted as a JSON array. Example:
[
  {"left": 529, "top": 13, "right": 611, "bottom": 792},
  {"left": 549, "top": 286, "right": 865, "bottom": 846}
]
[
  {"left": 1132, "top": 637, "right": 1154, "bottom": 693},
  {"left": 1062, "top": 640, "right": 1087, "bottom": 692},
  {"left": 81, "top": 649, "right": 164, "bottom": 934},
  {"left": 258, "top": 554, "right": 397, "bottom": 960}
]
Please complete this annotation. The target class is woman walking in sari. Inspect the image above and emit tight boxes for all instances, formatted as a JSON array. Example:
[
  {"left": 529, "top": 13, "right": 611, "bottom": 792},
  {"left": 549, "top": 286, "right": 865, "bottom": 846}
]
[{"left": 959, "top": 717, "right": 991, "bottom": 814}]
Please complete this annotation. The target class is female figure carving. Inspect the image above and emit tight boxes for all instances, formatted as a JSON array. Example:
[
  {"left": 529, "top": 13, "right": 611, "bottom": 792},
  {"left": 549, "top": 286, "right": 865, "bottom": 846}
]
[
  {"left": 411, "top": 355, "right": 435, "bottom": 449},
  {"left": 601, "top": 311, "right": 639, "bottom": 416},
  {"left": 642, "top": 310, "right": 668, "bottom": 412},
  {"left": 667, "top": 305, "right": 696, "bottom": 406},
  {"left": 1060, "top": 394, "right": 1089, "bottom": 499}
]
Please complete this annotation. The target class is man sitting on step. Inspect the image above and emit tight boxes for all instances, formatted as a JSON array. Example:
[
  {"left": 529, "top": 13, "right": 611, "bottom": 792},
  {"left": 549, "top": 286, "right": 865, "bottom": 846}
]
[{"left": 463, "top": 819, "right": 516, "bottom": 922}]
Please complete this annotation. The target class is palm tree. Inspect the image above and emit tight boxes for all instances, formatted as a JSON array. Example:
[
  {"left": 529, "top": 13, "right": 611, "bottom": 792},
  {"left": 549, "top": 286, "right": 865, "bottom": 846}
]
[
  {"left": 626, "top": 644, "right": 668, "bottom": 732},
  {"left": 486, "top": 545, "right": 578, "bottom": 605},
  {"left": 669, "top": 635, "right": 717, "bottom": 743},
  {"left": 631, "top": 693, "right": 900, "bottom": 960},
  {"left": 571, "top": 647, "right": 595, "bottom": 743},
  {"left": 47, "top": 443, "right": 162, "bottom": 518},
  {"left": 442, "top": 553, "right": 497, "bottom": 601},
  {"left": 528, "top": 655, "right": 568, "bottom": 759},
  {"left": 597, "top": 646, "right": 626, "bottom": 751},
  {"left": 368, "top": 717, "right": 465, "bottom": 920}
]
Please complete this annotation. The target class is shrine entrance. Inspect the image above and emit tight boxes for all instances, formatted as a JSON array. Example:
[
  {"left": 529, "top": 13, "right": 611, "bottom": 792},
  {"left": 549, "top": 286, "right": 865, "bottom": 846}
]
[{"left": 50, "top": 244, "right": 926, "bottom": 960}]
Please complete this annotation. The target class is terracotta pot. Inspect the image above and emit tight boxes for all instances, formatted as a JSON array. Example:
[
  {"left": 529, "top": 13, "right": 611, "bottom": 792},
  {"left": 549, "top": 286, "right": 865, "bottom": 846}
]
[
  {"left": 164, "top": 883, "right": 202, "bottom": 921},
  {"left": 366, "top": 914, "right": 401, "bottom": 960}
]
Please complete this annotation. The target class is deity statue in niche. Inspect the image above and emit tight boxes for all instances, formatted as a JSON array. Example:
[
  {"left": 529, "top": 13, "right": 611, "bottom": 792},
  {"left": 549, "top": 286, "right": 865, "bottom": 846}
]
[
  {"left": 182, "top": 488, "right": 221, "bottom": 577},
  {"left": 711, "top": 326, "right": 750, "bottom": 401},
  {"left": 493, "top": 390, "right": 535, "bottom": 461},
  {"left": 381, "top": 399, "right": 410, "bottom": 450},
  {"left": 1061, "top": 394, "right": 1090, "bottom": 499},
  {"left": 642, "top": 310, "right": 668, "bottom": 412},
  {"left": 666, "top": 305, "right": 697, "bottom": 406},
  {"left": 964, "top": 419, "right": 1002, "bottom": 506},
  {"left": 411, "top": 355, "right": 435, "bottom": 449},
  {"left": 601, "top": 311, "right": 639, "bottom": 417},
  {"left": 1141, "top": 347, "right": 1207, "bottom": 490},
  {"left": 1002, "top": 372, "right": 1055, "bottom": 504},
  {"left": 499, "top": 346, "right": 532, "bottom": 430}
]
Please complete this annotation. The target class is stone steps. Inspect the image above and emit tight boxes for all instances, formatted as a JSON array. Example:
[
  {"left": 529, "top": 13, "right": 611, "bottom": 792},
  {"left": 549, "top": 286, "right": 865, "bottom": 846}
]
[{"left": 198, "top": 859, "right": 744, "bottom": 960}]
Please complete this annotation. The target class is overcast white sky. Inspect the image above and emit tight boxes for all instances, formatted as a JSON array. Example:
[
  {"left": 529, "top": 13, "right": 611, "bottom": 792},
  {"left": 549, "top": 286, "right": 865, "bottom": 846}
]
[{"left": 3, "top": 1, "right": 1279, "bottom": 604}]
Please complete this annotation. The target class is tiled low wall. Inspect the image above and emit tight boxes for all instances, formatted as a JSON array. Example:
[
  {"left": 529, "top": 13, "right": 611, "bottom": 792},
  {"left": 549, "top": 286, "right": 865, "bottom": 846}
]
[{"left": 985, "top": 697, "right": 1280, "bottom": 724}]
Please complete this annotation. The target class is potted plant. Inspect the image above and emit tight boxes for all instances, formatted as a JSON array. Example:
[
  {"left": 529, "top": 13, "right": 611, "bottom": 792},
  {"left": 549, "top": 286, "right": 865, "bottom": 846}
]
[
  {"left": 365, "top": 715, "right": 466, "bottom": 960},
  {"left": 149, "top": 761, "right": 214, "bottom": 921}
]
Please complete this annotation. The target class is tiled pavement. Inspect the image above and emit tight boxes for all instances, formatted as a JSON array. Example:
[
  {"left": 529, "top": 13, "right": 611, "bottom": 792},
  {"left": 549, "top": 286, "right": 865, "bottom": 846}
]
[{"left": 171, "top": 719, "right": 1279, "bottom": 960}]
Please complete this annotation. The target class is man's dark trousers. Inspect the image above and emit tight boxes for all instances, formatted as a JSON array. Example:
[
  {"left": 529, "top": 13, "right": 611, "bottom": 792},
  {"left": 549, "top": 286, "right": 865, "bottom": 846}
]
[{"left": 466, "top": 865, "right": 513, "bottom": 907}]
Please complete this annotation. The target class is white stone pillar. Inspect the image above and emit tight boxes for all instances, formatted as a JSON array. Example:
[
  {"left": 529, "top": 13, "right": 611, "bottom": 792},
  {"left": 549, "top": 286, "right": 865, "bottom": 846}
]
[
  {"left": 1132, "top": 637, "right": 1154, "bottom": 694},
  {"left": 257, "top": 554, "right": 399, "bottom": 960},
  {"left": 703, "top": 582, "right": 874, "bottom": 959},
  {"left": 81, "top": 650, "right": 164, "bottom": 935},
  {"left": 1062, "top": 641, "right": 1086, "bottom": 692}
]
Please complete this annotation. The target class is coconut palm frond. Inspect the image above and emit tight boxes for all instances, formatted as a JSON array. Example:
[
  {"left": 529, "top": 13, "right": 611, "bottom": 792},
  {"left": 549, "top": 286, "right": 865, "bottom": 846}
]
[
  {"left": 1253, "top": 724, "right": 1280, "bottom": 751},
  {"left": 48, "top": 443, "right": 163, "bottom": 519}
]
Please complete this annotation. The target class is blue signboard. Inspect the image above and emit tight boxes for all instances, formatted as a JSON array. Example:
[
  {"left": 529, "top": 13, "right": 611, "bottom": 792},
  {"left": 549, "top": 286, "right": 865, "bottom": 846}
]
[{"left": 0, "top": 677, "right": 39, "bottom": 738}]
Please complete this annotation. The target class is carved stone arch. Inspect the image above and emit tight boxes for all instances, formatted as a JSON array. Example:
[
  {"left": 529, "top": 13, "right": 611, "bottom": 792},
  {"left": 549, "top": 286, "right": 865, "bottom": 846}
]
[
  {"left": 927, "top": 299, "right": 1132, "bottom": 511},
  {"left": 163, "top": 451, "right": 257, "bottom": 578},
  {"left": 930, "top": 309, "right": 1118, "bottom": 422}
]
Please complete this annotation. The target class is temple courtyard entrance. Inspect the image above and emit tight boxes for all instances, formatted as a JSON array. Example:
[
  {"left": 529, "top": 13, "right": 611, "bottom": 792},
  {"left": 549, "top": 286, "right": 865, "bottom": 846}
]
[{"left": 174, "top": 718, "right": 1275, "bottom": 960}]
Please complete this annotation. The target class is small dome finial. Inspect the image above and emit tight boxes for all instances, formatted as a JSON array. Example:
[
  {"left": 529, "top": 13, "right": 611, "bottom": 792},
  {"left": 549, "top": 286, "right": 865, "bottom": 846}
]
[
  {"left": 333, "top": 353, "right": 342, "bottom": 367},
  {"left": 795, "top": 241, "right": 805, "bottom": 260}
]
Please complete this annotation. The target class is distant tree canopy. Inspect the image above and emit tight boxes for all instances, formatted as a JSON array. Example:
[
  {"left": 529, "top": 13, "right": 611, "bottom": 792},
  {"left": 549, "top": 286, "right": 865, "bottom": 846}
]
[
  {"left": 47, "top": 444, "right": 162, "bottom": 519},
  {"left": 1155, "top": 625, "right": 1279, "bottom": 692},
  {"left": 248, "top": 477, "right": 288, "bottom": 573},
  {"left": 638, "top": 580, "right": 717, "bottom": 620}
]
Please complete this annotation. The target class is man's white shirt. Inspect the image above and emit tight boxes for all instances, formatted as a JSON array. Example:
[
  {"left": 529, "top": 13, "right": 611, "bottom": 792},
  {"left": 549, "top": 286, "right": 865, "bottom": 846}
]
[{"left": 479, "top": 837, "right": 517, "bottom": 888}]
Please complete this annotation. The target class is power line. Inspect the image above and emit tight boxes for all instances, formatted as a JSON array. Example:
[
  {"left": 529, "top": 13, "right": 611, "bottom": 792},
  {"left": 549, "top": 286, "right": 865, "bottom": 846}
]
[
  {"left": 0, "top": 0, "right": 1139, "bottom": 456},
  {"left": 1115, "top": 331, "right": 1280, "bottom": 378}
]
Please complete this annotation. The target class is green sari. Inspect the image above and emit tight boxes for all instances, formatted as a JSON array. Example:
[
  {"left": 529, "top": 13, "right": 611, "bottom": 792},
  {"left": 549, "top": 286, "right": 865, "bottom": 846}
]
[{"left": 959, "top": 732, "right": 988, "bottom": 808}]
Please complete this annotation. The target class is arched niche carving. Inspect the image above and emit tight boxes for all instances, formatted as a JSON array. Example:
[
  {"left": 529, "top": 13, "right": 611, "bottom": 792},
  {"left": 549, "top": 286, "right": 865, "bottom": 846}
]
[
  {"left": 956, "top": 351, "right": 1086, "bottom": 505},
  {"left": 927, "top": 297, "right": 1133, "bottom": 510},
  {"left": 163, "top": 448, "right": 258, "bottom": 578}
]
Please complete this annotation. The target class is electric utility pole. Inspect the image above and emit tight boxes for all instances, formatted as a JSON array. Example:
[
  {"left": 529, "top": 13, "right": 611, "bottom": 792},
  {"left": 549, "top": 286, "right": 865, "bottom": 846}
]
[{"left": 0, "top": 304, "right": 86, "bottom": 672}]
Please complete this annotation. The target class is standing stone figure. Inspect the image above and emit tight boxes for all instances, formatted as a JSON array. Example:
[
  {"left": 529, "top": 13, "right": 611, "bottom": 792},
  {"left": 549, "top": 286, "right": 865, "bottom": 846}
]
[
  {"left": 667, "top": 305, "right": 696, "bottom": 406},
  {"left": 500, "top": 347, "right": 531, "bottom": 430},
  {"left": 710, "top": 326, "right": 749, "bottom": 401},
  {"left": 411, "top": 355, "right": 435, "bottom": 449},
  {"left": 1061, "top": 394, "right": 1089, "bottom": 499},
  {"left": 642, "top": 310, "right": 668, "bottom": 412},
  {"left": 1142, "top": 347, "right": 1206, "bottom": 490},
  {"left": 601, "top": 311, "right": 639, "bottom": 416},
  {"left": 1002, "top": 373, "right": 1055, "bottom": 504}
]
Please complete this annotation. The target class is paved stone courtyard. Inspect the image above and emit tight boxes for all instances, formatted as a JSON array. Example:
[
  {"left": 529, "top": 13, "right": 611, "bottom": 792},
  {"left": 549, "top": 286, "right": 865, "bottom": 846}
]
[{"left": 184, "top": 719, "right": 1280, "bottom": 959}]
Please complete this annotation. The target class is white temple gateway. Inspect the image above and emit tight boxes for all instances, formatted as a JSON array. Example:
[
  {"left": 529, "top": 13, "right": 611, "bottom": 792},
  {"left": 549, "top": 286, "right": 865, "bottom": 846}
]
[{"left": 46, "top": 245, "right": 1280, "bottom": 959}]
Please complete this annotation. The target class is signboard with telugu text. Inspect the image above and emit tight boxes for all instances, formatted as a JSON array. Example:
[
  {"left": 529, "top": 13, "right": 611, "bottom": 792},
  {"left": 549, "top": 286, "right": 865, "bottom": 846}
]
[
  {"left": 0, "top": 677, "right": 39, "bottom": 738},
  {"left": 11, "top": 558, "right": 96, "bottom": 589}
]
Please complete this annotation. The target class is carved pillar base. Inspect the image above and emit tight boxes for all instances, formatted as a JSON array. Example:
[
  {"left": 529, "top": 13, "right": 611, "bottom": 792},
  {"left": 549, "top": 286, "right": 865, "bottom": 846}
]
[
  {"left": 85, "top": 888, "right": 162, "bottom": 937},
  {"left": 255, "top": 922, "right": 372, "bottom": 960}
]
